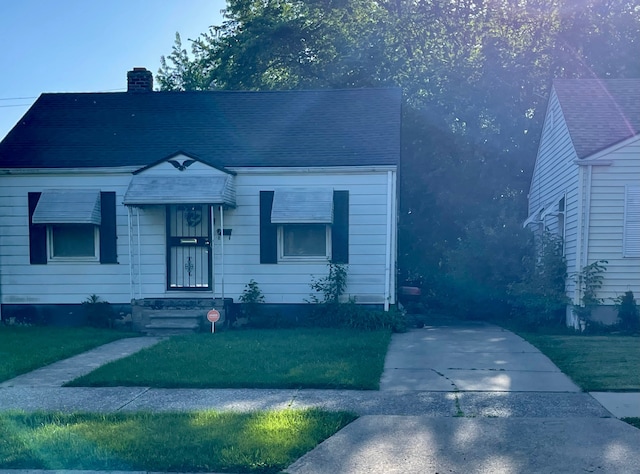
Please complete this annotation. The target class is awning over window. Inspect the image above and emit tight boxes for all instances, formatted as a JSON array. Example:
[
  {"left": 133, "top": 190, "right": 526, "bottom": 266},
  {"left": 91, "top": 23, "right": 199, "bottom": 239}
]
[
  {"left": 524, "top": 193, "right": 565, "bottom": 228},
  {"left": 271, "top": 188, "right": 333, "bottom": 224},
  {"left": 522, "top": 207, "right": 543, "bottom": 228},
  {"left": 32, "top": 189, "right": 101, "bottom": 225},
  {"left": 123, "top": 175, "right": 236, "bottom": 207}
]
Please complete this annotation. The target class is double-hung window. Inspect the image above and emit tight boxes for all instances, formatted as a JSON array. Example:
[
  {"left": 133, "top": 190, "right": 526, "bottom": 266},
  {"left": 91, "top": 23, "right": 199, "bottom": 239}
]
[
  {"left": 260, "top": 189, "right": 349, "bottom": 264},
  {"left": 271, "top": 188, "right": 333, "bottom": 262},
  {"left": 28, "top": 190, "right": 118, "bottom": 264}
]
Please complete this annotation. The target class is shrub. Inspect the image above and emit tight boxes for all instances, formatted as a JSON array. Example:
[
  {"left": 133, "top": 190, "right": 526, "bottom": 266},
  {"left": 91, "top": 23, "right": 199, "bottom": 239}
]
[
  {"left": 615, "top": 291, "right": 639, "bottom": 333},
  {"left": 308, "top": 264, "right": 407, "bottom": 332},
  {"left": 508, "top": 232, "right": 568, "bottom": 328},
  {"left": 83, "top": 295, "right": 120, "bottom": 328},
  {"left": 237, "top": 279, "right": 269, "bottom": 328},
  {"left": 573, "top": 260, "right": 608, "bottom": 323},
  {"left": 308, "top": 264, "right": 348, "bottom": 304}
]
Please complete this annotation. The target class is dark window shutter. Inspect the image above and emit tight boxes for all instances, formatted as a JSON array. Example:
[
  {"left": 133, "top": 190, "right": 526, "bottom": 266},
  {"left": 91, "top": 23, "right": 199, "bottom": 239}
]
[
  {"left": 28, "top": 192, "right": 47, "bottom": 264},
  {"left": 331, "top": 190, "right": 349, "bottom": 264},
  {"left": 260, "top": 191, "right": 278, "bottom": 264},
  {"left": 100, "top": 191, "right": 118, "bottom": 264}
]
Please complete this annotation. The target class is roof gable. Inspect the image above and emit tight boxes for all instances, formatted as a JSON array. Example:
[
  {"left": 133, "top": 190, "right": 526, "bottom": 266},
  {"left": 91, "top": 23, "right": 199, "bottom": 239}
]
[
  {"left": 553, "top": 79, "right": 640, "bottom": 159},
  {"left": 0, "top": 88, "right": 401, "bottom": 170},
  {"left": 133, "top": 151, "right": 235, "bottom": 176}
]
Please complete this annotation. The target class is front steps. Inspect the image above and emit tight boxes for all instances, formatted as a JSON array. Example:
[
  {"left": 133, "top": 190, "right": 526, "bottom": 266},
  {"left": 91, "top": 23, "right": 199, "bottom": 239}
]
[
  {"left": 132, "top": 298, "right": 229, "bottom": 335},
  {"left": 142, "top": 309, "right": 201, "bottom": 336}
]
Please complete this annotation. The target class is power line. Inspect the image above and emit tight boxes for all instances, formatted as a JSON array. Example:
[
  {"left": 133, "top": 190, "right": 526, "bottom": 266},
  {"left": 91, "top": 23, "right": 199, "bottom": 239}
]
[
  {"left": 0, "top": 88, "right": 126, "bottom": 102},
  {"left": 0, "top": 96, "right": 38, "bottom": 101},
  {"left": 0, "top": 103, "right": 31, "bottom": 108}
]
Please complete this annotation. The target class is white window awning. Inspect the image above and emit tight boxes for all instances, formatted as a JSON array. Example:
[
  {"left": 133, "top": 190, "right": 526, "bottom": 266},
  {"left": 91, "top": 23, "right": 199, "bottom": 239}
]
[
  {"left": 123, "top": 175, "right": 236, "bottom": 207},
  {"left": 32, "top": 189, "right": 101, "bottom": 225},
  {"left": 271, "top": 188, "right": 333, "bottom": 224}
]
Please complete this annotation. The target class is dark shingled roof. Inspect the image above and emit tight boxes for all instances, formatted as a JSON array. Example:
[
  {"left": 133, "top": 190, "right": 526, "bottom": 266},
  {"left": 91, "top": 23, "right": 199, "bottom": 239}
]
[
  {"left": 0, "top": 88, "right": 401, "bottom": 169},
  {"left": 553, "top": 79, "right": 640, "bottom": 159}
]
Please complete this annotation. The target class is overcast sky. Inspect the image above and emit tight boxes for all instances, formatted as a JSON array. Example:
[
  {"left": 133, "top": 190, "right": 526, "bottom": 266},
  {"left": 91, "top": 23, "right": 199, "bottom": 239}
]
[{"left": 0, "top": 0, "right": 226, "bottom": 140}]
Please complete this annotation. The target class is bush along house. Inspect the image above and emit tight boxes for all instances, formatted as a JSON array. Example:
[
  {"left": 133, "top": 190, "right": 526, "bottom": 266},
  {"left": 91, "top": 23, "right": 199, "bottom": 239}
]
[
  {"left": 525, "top": 79, "right": 640, "bottom": 328},
  {"left": 0, "top": 68, "right": 401, "bottom": 332}
]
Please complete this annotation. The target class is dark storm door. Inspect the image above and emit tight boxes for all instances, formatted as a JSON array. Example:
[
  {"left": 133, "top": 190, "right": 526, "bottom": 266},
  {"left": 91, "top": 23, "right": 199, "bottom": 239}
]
[{"left": 167, "top": 204, "right": 212, "bottom": 290}]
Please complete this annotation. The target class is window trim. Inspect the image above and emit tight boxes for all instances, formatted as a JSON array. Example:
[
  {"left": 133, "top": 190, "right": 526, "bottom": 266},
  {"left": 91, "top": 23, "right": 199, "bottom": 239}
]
[
  {"left": 277, "top": 224, "right": 332, "bottom": 263},
  {"left": 46, "top": 224, "right": 100, "bottom": 262}
]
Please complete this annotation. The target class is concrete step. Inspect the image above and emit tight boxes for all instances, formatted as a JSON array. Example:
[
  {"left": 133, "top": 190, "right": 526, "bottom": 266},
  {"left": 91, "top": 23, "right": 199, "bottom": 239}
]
[
  {"left": 142, "top": 309, "right": 205, "bottom": 319},
  {"left": 143, "top": 311, "right": 203, "bottom": 336}
]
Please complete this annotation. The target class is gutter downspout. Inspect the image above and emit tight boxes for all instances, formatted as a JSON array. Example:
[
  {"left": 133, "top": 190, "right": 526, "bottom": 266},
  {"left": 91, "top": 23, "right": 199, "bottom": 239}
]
[
  {"left": 127, "top": 207, "right": 134, "bottom": 301},
  {"left": 573, "top": 164, "right": 592, "bottom": 328},
  {"left": 136, "top": 207, "right": 142, "bottom": 299},
  {"left": 384, "top": 170, "right": 393, "bottom": 311},
  {"left": 219, "top": 205, "right": 225, "bottom": 303},
  {"left": 211, "top": 205, "right": 215, "bottom": 300},
  {"left": 582, "top": 165, "right": 593, "bottom": 272}
]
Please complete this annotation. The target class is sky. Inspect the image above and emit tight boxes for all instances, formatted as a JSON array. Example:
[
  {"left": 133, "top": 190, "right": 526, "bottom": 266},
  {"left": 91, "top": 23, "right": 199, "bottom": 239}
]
[{"left": 0, "top": 0, "right": 227, "bottom": 140}]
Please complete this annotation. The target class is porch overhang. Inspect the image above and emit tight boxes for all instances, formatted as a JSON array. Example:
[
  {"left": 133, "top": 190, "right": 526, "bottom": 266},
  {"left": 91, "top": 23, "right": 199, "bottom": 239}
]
[{"left": 123, "top": 175, "right": 236, "bottom": 207}]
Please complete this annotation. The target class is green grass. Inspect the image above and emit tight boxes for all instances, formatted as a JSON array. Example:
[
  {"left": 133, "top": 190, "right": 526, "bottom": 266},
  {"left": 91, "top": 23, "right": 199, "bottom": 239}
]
[
  {"left": 0, "top": 409, "right": 355, "bottom": 473},
  {"left": 0, "top": 326, "right": 133, "bottom": 382},
  {"left": 516, "top": 332, "right": 640, "bottom": 391},
  {"left": 68, "top": 328, "right": 391, "bottom": 389}
]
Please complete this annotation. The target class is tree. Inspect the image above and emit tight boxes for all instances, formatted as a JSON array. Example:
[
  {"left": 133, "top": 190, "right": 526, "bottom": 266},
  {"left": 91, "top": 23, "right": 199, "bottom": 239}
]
[{"left": 158, "top": 0, "right": 640, "bottom": 318}]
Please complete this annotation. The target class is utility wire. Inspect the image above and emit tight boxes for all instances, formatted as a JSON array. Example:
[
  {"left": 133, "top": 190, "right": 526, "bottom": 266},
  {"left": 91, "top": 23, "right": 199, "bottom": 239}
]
[
  {"left": 0, "top": 103, "right": 32, "bottom": 108},
  {"left": 0, "top": 88, "right": 126, "bottom": 102},
  {"left": 0, "top": 96, "right": 38, "bottom": 101}
]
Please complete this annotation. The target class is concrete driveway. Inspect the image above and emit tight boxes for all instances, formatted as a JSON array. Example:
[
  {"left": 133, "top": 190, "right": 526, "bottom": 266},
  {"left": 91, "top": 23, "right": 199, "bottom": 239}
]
[
  {"left": 380, "top": 323, "right": 580, "bottom": 392},
  {"left": 287, "top": 322, "right": 640, "bottom": 474}
]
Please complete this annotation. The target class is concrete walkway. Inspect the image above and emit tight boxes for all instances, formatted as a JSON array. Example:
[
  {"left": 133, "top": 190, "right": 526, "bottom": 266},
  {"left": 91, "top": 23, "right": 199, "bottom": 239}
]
[{"left": 1, "top": 321, "right": 639, "bottom": 474}]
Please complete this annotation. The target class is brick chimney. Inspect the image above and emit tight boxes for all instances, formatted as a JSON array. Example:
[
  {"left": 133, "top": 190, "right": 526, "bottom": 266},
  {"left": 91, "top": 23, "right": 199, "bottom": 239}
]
[{"left": 127, "top": 67, "right": 153, "bottom": 92}]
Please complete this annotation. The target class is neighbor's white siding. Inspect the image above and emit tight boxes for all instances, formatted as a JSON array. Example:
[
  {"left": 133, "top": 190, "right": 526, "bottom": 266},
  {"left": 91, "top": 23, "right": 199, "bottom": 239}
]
[
  {"left": 528, "top": 89, "right": 580, "bottom": 300},
  {"left": 0, "top": 172, "right": 133, "bottom": 305},
  {"left": 586, "top": 138, "right": 640, "bottom": 301}
]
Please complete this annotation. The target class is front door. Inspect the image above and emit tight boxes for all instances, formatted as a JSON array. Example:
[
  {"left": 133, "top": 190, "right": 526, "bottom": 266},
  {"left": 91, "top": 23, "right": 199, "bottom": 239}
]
[{"left": 167, "top": 204, "right": 212, "bottom": 290}]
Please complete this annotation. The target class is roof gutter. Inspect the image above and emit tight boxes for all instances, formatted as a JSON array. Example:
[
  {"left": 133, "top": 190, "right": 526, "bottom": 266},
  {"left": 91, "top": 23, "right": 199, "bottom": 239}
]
[{"left": 0, "top": 167, "right": 139, "bottom": 175}]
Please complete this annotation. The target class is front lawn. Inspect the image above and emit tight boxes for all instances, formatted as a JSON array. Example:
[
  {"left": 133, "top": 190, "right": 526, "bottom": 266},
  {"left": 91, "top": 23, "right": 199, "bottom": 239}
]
[
  {"left": 0, "top": 326, "right": 132, "bottom": 382},
  {"left": 68, "top": 328, "right": 391, "bottom": 389},
  {"left": 0, "top": 409, "right": 355, "bottom": 473},
  {"left": 517, "top": 333, "right": 640, "bottom": 391}
]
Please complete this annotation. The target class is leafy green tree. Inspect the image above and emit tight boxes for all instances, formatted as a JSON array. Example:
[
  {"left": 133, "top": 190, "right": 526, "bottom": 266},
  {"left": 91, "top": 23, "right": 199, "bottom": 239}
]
[{"left": 158, "top": 0, "right": 640, "bottom": 319}]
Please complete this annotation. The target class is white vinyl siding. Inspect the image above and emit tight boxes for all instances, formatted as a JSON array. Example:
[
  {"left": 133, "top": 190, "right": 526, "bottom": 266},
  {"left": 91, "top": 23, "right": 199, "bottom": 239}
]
[
  {"left": 0, "top": 173, "right": 132, "bottom": 304},
  {"left": 129, "top": 169, "right": 396, "bottom": 304},
  {"left": 1, "top": 166, "right": 397, "bottom": 306},
  {"left": 587, "top": 141, "right": 640, "bottom": 300},
  {"left": 528, "top": 90, "right": 580, "bottom": 300}
]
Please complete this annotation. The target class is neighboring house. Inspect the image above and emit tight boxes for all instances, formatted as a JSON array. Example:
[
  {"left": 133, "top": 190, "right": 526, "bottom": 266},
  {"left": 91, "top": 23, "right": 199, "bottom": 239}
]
[
  {"left": 525, "top": 79, "right": 640, "bottom": 328},
  {"left": 0, "top": 68, "right": 401, "bottom": 330}
]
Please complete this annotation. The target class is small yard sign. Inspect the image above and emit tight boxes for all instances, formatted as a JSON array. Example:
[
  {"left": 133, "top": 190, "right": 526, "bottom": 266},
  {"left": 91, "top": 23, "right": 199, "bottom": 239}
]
[{"left": 207, "top": 309, "right": 220, "bottom": 333}]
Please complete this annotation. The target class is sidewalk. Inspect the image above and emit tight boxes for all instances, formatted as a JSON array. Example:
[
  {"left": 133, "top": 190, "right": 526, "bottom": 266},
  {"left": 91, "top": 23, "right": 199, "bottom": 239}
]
[{"left": 1, "top": 322, "right": 639, "bottom": 474}]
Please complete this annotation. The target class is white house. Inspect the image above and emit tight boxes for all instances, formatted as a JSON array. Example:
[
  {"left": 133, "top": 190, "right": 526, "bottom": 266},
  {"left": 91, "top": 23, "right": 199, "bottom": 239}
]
[
  {"left": 0, "top": 68, "right": 401, "bottom": 331},
  {"left": 525, "top": 79, "right": 640, "bottom": 328}
]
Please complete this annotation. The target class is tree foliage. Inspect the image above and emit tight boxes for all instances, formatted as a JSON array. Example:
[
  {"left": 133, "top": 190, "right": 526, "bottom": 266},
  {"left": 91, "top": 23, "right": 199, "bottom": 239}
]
[{"left": 158, "top": 0, "right": 640, "bottom": 320}]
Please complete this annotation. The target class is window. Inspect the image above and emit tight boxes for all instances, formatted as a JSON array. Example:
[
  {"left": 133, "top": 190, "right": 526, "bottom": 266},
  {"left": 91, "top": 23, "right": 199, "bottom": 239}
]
[
  {"left": 28, "top": 191, "right": 118, "bottom": 264},
  {"left": 279, "top": 224, "right": 331, "bottom": 260},
  {"left": 260, "top": 190, "right": 349, "bottom": 264},
  {"left": 48, "top": 224, "right": 99, "bottom": 260}
]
